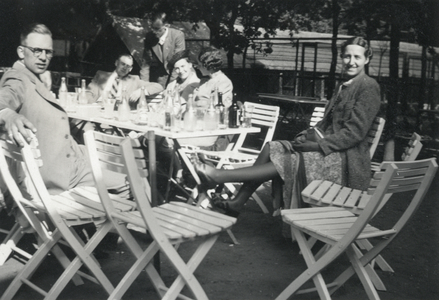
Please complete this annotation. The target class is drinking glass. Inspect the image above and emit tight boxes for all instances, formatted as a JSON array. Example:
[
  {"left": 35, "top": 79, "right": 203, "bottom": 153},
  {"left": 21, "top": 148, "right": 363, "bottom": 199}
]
[
  {"left": 66, "top": 92, "right": 78, "bottom": 113},
  {"left": 103, "top": 97, "right": 115, "bottom": 119},
  {"left": 195, "top": 108, "right": 205, "bottom": 131},
  {"left": 243, "top": 104, "right": 254, "bottom": 128}
]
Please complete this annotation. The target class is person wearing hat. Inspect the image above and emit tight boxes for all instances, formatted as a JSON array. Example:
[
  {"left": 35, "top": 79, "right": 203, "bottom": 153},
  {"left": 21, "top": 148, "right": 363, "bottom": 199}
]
[{"left": 165, "top": 49, "right": 200, "bottom": 106}]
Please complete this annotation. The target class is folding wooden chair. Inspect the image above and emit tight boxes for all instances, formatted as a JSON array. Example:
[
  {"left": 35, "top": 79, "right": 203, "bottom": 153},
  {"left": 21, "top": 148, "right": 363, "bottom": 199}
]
[
  {"left": 278, "top": 158, "right": 437, "bottom": 300},
  {"left": 371, "top": 132, "right": 423, "bottom": 173},
  {"left": 303, "top": 132, "right": 424, "bottom": 283},
  {"left": 85, "top": 130, "right": 237, "bottom": 300},
  {"left": 0, "top": 133, "right": 120, "bottom": 300},
  {"left": 367, "top": 117, "right": 386, "bottom": 160}
]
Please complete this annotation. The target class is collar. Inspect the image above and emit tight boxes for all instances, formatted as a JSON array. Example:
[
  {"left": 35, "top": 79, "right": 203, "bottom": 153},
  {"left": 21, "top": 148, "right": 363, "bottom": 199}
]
[
  {"left": 158, "top": 27, "right": 169, "bottom": 45},
  {"left": 13, "top": 61, "right": 39, "bottom": 85},
  {"left": 209, "top": 70, "right": 222, "bottom": 79}
]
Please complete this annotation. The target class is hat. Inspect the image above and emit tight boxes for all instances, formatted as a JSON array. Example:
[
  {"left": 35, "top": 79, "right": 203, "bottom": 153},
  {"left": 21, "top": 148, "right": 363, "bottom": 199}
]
[{"left": 168, "top": 49, "right": 190, "bottom": 70}]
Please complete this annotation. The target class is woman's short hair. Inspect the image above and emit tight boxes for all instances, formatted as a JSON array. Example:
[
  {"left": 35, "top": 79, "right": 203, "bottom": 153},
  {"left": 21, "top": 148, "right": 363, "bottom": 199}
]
[
  {"left": 340, "top": 37, "right": 373, "bottom": 61},
  {"left": 198, "top": 47, "right": 223, "bottom": 72},
  {"left": 20, "top": 23, "right": 52, "bottom": 44}
]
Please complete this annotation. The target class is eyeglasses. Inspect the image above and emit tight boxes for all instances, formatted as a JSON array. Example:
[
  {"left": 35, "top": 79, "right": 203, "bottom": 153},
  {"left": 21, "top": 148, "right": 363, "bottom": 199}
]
[{"left": 21, "top": 45, "right": 55, "bottom": 58}]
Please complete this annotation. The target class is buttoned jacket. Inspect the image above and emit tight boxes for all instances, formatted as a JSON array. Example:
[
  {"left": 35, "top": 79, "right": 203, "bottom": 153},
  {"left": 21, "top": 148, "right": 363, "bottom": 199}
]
[
  {"left": 0, "top": 61, "right": 82, "bottom": 194},
  {"left": 140, "top": 27, "right": 185, "bottom": 81},
  {"left": 316, "top": 73, "right": 381, "bottom": 190}
]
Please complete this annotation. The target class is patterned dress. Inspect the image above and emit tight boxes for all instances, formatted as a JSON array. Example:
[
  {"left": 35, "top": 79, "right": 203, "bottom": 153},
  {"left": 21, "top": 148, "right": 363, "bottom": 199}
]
[{"left": 269, "top": 141, "right": 342, "bottom": 210}]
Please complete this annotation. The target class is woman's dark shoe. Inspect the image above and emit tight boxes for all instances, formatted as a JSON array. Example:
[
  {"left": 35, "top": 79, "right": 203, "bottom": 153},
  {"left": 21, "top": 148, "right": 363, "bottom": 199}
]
[
  {"left": 211, "top": 196, "right": 240, "bottom": 218},
  {"left": 193, "top": 162, "right": 218, "bottom": 190}
]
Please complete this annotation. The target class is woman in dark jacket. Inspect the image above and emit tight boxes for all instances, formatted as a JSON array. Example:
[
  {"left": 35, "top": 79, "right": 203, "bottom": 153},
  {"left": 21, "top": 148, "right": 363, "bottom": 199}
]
[{"left": 195, "top": 37, "right": 381, "bottom": 217}]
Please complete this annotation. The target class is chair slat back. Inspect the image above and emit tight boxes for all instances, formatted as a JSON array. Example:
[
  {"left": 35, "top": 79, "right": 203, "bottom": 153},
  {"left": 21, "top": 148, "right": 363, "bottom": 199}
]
[
  {"left": 234, "top": 103, "right": 279, "bottom": 154},
  {"left": 309, "top": 106, "right": 325, "bottom": 127},
  {"left": 84, "top": 130, "right": 152, "bottom": 213},
  {"left": 87, "top": 131, "right": 148, "bottom": 177},
  {"left": 367, "top": 117, "right": 385, "bottom": 159},
  {"left": 401, "top": 132, "right": 422, "bottom": 161},
  {"left": 0, "top": 134, "right": 48, "bottom": 238},
  {"left": 119, "top": 138, "right": 160, "bottom": 234},
  {"left": 368, "top": 158, "right": 436, "bottom": 195}
]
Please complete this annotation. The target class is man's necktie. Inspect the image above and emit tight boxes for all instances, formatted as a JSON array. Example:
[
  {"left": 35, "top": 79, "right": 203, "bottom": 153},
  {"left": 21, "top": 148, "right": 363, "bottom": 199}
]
[{"left": 111, "top": 77, "right": 119, "bottom": 99}]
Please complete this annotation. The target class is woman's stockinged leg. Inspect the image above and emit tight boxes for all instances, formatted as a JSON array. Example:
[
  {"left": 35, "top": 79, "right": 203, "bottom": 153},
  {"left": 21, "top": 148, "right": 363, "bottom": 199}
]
[
  {"left": 213, "top": 144, "right": 282, "bottom": 212},
  {"left": 209, "top": 143, "right": 275, "bottom": 183}
]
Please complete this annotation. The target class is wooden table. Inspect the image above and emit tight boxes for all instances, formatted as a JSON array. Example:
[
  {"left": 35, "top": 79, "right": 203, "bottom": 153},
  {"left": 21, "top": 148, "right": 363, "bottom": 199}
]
[
  {"left": 256, "top": 93, "right": 327, "bottom": 125},
  {"left": 68, "top": 107, "right": 260, "bottom": 206}
]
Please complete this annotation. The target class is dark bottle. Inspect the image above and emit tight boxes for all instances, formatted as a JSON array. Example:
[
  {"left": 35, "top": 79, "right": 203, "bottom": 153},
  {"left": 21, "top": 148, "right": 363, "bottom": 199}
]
[
  {"left": 228, "top": 93, "right": 240, "bottom": 128},
  {"left": 215, "top": 90, "right": 226, "bottom": 129}
]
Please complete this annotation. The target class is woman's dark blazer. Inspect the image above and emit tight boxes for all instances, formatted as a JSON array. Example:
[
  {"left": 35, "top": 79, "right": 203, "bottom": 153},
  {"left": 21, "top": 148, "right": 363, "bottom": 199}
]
[{"left": 317, "top": 73, "right": 381, "bottom": 190}]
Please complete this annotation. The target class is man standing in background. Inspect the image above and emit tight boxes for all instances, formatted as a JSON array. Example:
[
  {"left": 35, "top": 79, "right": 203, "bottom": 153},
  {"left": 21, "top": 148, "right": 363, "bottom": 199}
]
[{"left": 140, "top": 12, "right": 185, "bottom": 88}]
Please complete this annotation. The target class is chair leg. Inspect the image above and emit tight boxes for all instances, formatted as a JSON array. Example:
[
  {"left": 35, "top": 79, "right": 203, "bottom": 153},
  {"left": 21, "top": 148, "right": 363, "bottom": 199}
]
[
  {"left": 251, "top": 193, "right": 270, "bottom": 214},
  {"left": 226, "top": 229, "right": 239, "bottom": 245},
  {"left": 328, "top": 241, "right": 389, "bottom": 297},
  {"left": 1, "top": 230, "right": 61, "bottom": 300},
  {"left": 276, "top": 229, "right": 331, "bottom": 300},
  {"left": 0, "top": 223, "right": 27, "bottom": 265},
  {"left": 352, "top": 243, "right": 386, "bottom": 291},
  {"left": 109, "top": 241, "right": 167, "bottom": 300},
  {"left": 356, "top": 239, "right": 394, "bottom": 273},
  {"left": 164, "top": 235, "right": 218, "bottom": 300},
  {"left": 44, "top": 222, "right": 115, "bottom": 299},
  {"left": 345, "top": 245, "right": 381, "bottom": 300}
]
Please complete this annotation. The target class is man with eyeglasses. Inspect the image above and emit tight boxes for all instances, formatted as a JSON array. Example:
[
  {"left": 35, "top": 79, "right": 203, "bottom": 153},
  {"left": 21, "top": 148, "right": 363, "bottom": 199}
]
[
  {"left": 86, "top": 53, "right": 163, "bottom": 104},
  {"left": 140, "top": 12, "right": 185, "bottom": 88},
  {"left": 0, "top": 23, "right": 130, "bottom": 197}
]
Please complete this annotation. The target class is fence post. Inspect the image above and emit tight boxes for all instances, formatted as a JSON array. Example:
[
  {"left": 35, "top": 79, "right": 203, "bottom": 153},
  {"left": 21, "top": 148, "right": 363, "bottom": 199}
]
[{"left": 278, "top": 72, "right": 283, "bottom": 95}]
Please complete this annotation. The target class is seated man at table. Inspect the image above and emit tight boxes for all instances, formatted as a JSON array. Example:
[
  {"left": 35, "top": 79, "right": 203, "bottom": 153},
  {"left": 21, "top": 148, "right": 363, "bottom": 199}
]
[
  {"left": 86, "top": 53, "right": 163, "bottom": 104},
  {"left": 0, "top": 23, "right": 130, "bottom": 232}
]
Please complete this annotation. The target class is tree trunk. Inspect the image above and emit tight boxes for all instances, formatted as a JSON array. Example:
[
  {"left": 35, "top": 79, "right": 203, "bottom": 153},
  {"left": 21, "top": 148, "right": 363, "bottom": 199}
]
[{"left": 327, "top": 0, "right": 340, "bottom": 99}]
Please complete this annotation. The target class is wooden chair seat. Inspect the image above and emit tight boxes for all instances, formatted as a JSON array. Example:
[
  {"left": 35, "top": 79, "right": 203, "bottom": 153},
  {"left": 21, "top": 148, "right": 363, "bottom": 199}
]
[{"left": 282, "top": 206, "right": 396, "bottom": 243}]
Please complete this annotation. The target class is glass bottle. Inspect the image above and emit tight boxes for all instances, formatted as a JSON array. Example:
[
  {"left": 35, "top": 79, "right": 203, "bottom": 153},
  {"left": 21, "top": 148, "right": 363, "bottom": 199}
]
[
  {"left": 204, "top": 93, "right": 217, "bottom": 131},
  {"left": 164, "top": 90, "right": 175, "bottom": 131},
  {"left": 78, "top": 79, "right": 88, "bottom": 104},
  {"left": 228, "top": 93, "right": 240, "bottom": 128},
  {"left": 58, "top": 77, "right": 68, "bottom": 107},
  {"left": 173, "top": 88, "right": 182, "bottom": 131},
  {"left": 215, "top": 90, "right": 226, "bottom": 129},
  {"left": 183, "top": 94, "right": 197, "bottom": 132},
  {"left": 136, "top": 86, "right": 149, "bottom": 125},
  {"left": 118, "top": 87, "right": 131, "bottom": 122}
]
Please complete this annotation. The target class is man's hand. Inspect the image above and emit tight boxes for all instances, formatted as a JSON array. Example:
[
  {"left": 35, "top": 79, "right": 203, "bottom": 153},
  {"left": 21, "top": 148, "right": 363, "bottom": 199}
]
[
  {"left": 292, "top": 140, "right": 320, "bottom": 152},
  {"left": 2, "top": 109, "right": 37, "bottom": 146},
  {"left": 129, "top": 89, "right": 144, "bottom": 103}
]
